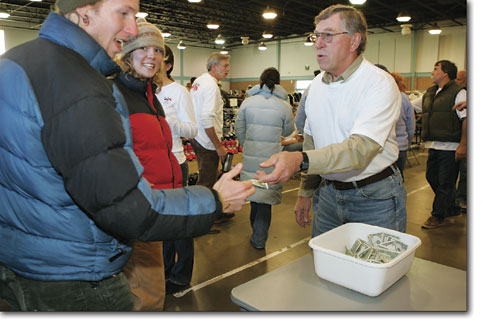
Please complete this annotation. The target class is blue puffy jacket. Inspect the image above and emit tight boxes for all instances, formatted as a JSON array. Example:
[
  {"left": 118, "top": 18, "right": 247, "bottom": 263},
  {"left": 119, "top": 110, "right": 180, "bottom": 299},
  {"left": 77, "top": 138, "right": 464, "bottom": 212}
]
[{"left": 0, "top": 13, "right": 220, "bottom": 282}]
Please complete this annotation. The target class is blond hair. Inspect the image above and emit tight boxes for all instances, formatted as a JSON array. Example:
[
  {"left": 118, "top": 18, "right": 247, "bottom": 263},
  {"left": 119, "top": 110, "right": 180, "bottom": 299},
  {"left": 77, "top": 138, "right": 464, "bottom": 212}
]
[{"left": 114, "top": 54, "right": 164, "bottom": 93}]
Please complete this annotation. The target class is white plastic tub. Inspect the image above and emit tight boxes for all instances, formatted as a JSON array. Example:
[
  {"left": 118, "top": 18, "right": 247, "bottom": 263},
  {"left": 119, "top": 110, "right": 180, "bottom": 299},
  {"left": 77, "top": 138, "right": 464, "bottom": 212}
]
[{"left": 308, "top": 222, "right": 421, "bottom": 297}]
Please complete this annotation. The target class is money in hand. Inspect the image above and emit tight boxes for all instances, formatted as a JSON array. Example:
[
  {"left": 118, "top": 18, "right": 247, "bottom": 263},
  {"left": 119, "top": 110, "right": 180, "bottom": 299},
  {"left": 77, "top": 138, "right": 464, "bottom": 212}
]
[{"left": 250, "top": 179, "right": 269, "bottom": 189}]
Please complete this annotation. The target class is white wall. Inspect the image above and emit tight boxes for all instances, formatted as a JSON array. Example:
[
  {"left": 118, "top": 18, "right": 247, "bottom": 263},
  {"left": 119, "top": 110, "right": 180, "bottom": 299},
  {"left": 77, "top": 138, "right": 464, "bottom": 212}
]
[
  {"left": 1, "top": 26, "right": 37, "bottom": 51},
  {"left": 2, "top": 24, "right": 467, "bottom": 81}
]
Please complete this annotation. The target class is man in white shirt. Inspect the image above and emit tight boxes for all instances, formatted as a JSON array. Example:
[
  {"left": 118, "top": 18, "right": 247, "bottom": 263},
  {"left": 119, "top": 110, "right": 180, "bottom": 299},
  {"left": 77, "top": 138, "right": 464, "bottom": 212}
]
[
  {"left": 415, "top": 60, "right": 467, "bottom": 229},
  {"left": 190, "top": 53, "right": 230, "bottom": 189},
  {"left": 255, "top": 4, "right": 406, "bottom": 237}
]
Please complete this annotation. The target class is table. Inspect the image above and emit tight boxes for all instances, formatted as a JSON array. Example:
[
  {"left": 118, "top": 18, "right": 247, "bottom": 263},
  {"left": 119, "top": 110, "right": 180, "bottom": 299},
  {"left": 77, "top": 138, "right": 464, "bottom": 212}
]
[{"left": 231, "top": 254, "right": 466, "bottom": 311}]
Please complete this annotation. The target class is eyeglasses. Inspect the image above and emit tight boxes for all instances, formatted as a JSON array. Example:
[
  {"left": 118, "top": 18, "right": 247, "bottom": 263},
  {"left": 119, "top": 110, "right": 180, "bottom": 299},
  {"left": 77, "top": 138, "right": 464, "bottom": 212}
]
[{"left": 309, "top": 31, "right": 349, "bottom": 43}]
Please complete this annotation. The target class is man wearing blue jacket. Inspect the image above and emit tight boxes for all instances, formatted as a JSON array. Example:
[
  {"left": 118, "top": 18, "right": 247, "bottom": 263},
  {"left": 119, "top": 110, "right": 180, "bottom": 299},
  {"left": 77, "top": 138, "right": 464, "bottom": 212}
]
[{"left": 0, "top": 0, "right": 254, "bottom": 311}]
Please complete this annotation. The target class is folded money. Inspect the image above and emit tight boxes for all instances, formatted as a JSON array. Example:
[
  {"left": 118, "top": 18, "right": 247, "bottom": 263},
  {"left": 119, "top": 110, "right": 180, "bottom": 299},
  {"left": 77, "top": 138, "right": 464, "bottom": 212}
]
[
  {"left": 345, "top": 232, "right": 408, "bottom": 264},
  {"left": 250, "top": 179, "right": 269, "bottom": 189}
]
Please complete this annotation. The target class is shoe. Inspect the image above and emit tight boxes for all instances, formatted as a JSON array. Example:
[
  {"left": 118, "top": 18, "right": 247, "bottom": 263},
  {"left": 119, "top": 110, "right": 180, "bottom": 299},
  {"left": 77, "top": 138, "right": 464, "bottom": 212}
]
[
  {"left": 421, "top": 215, "right": 446, "bottom": 229},
  {"left": 250, "top": 240, "right": 265, "bottom": 250},
  {"left": 166, "top": 281, "right": 190, "bottom": 295}
]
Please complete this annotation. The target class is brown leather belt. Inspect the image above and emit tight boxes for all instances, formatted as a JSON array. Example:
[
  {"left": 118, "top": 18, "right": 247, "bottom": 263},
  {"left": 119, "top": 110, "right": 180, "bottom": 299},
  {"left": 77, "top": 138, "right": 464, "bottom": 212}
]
[{"left": 324, "top": 162, "right": 398, "bottom": 190}]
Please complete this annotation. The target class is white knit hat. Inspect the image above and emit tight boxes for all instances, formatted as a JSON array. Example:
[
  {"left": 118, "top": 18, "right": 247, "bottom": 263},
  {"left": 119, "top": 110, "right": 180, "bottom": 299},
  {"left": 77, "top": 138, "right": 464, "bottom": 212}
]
[{"left": 122, "top": 18, "right": 164, "bottom": 55}]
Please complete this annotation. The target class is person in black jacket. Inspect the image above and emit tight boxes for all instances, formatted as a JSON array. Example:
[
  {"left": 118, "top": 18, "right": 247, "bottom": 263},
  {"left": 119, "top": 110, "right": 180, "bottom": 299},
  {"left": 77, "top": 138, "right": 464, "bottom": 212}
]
[{"left": 0, "top": 0, "right": 254, "bottom": 311}]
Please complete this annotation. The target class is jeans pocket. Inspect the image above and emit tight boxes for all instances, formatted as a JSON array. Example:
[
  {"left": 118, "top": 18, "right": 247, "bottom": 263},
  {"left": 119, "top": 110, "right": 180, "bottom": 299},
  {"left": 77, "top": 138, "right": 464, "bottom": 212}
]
[{"left": 357, "top": 175, "right": 398, "bottom": 200}]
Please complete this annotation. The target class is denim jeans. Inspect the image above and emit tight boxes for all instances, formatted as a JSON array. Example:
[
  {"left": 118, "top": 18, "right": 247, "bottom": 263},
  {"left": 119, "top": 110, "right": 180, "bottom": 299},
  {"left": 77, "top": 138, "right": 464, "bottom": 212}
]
[
  {"left": 249, "top": 202, "right": 272, "bottom": 248},
  {"left": 162, "top": 161, "right": 194, "bottom": 286},
  {"left": 311, "top": 170, "right": 407, "bottom": 237},
  {"left": 426, "top": 149, "right": 460, "bottom": 219},
  {"left": 0, "top": 263, "right": 133, "bottom": 311}
]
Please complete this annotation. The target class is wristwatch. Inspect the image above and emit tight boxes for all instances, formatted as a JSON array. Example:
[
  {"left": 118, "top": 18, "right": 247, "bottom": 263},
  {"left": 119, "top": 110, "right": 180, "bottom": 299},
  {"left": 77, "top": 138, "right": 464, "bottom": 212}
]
[{"left": 300, "top": 151, "right": 309, "bottom": 172}]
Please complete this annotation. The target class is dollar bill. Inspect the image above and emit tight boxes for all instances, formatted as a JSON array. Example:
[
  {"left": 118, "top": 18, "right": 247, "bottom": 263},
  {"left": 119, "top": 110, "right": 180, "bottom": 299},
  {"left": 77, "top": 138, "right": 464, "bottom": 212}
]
[
  {"left": 250, "top": 179, "right": 269, "bottom": 189},
  {"left": 344, "top": 232, "right": 408, "bottom": 264}
]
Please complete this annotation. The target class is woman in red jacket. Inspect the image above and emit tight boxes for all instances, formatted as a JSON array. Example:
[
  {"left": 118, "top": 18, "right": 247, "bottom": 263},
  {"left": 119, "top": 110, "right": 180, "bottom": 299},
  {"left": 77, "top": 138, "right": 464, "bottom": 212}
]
[{"left": 114, "top": 18, "right": 182, "bottom": 311}]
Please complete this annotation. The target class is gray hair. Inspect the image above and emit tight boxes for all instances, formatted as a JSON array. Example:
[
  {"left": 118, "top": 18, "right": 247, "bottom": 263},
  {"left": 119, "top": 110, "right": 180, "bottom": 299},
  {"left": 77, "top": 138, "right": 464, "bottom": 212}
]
[
  {"left": 207, "top": 52, "right": 230, "bottom": 71},
  {"left": 314, "top": 4, "right": 367, "bottom": 55}
]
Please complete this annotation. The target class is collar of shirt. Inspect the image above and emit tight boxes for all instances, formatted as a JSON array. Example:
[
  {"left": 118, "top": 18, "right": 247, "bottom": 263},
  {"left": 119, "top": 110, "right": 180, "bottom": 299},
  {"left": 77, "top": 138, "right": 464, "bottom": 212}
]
[{"left": 322, "top": 54, "right": 364, "bottom": 84}]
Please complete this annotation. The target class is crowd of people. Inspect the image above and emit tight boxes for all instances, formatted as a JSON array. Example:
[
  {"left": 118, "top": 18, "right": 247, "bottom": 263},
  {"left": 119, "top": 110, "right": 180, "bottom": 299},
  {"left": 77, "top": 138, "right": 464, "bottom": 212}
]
[{"left": 0, "top": 0, "right": 466, "bottom": 312}]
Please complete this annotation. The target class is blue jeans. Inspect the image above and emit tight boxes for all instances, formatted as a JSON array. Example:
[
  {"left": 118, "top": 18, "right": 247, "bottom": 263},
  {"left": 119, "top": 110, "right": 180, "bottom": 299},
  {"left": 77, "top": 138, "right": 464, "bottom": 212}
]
[
  {"left": 312, "top": 170, "right": 407, "bottom": 237},
  {"left": 249, "top": 202, "right": 272, "bottom": 248},
  {"left": 426, "top": 149, "right": 460, "bottom": 219},
  {"left": 0, "top": 263, "right": 133, "bottom": 311},
  {"left": 163, "top": 161, "right": 194, "bottom": 286}
]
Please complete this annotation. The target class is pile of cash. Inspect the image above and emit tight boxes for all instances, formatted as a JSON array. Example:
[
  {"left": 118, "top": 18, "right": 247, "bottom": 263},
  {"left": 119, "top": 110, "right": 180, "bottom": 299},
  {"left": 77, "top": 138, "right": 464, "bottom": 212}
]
[{"left": 345, "top": 232, "right": 408, "bottom": 264}]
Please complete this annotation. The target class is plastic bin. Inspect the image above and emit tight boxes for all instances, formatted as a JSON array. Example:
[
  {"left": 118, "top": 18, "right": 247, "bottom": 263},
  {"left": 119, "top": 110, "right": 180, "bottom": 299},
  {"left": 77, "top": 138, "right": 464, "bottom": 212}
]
[{"left": 308, "top": 223, "right": 421, "bottom": 297}]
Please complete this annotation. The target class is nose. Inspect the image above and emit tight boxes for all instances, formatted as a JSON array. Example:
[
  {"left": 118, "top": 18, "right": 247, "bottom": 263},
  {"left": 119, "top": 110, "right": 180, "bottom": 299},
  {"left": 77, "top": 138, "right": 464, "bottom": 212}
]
[
  {"left": 315, "top": 36, "right": 326, "bottom": 49},
  {"left": 126, "top": 17, "right": 138, "bottom": 37}
]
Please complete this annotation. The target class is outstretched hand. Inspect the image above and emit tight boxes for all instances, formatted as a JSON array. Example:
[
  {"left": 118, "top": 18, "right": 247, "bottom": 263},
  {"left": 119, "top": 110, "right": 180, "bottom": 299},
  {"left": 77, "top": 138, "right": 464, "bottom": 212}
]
[
  {"left": 254, "top": 151, "right": 303, "bottom": 185},
  {"left": 213, "top": 163, "right": 255, "bottom": 213}
]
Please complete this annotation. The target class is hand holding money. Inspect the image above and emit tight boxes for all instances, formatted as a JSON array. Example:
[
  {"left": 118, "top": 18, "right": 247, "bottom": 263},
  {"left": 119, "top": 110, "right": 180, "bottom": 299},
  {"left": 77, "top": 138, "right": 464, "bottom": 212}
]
[{"left": 213, "top": 163, "right": 255, "bottom": 213}]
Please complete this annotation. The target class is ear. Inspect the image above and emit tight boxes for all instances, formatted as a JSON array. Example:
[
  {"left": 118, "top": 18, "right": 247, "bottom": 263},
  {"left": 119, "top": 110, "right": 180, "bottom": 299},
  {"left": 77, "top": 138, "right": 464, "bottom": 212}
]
[
  {"left": 75, "top": 6, "right": 90, "bottom": 23},
  {"left": 165, "top": 62, "right": 173, "bottom": 71},
  {"left": 349, "top": 33, "right": 362, "bottom": 52}
]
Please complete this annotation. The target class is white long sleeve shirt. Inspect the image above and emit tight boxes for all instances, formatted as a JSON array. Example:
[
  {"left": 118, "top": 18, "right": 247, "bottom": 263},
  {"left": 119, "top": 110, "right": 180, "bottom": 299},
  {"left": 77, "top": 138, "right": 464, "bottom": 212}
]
[
  {"left": 190, "top": 72, "right": 224, "bottom": 150},
  {"left": 157, "top": 81, "right": 198, "bottom": 163}
]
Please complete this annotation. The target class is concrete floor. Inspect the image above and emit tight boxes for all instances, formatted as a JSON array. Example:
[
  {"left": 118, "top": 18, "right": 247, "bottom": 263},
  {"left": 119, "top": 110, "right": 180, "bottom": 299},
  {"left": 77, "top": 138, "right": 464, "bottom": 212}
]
[{"left": 163, "top": 147, "right": 467, "bottom": 311}]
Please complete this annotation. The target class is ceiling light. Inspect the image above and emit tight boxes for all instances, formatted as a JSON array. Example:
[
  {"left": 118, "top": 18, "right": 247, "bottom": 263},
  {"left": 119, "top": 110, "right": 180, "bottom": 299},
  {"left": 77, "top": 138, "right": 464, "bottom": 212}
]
[
  {"left": 258, "top": 42, "right": 267, "bottom": 51},
  {"left": 262, "top": 6, "right": 277, "bottom": 19},
  {"left": 215, "top": 34, "right": 225, "bottom": 45},
  {"left": 349, "top": 0, "right": 366, "bottom": 4},
  {"left": 396, "top": 10, "right": 411, "bottom": 22},
  {"left": 30, "top": 0, "right": 42, "bottom": 2},
  {"left": 262, "top": 31, "right": 273, "bottom": 39},
  {"left": 207, "top": 21, "right": 219, "bottom": 29},
  {"left": 220, "top": 47, "right": 229, "bottom": 55},
  {"left": 401, "top": 24, "right": 412, "bottom": 36},
  {"left": 136, "top": 12, "right": 148, "bottom": 18},
  {"left": 241, "top": 36, "right": 249, "bottom": 45},
  {"left": 188, "top": 0, "right": 202, "bottom": 3},
  {"left": 161, "top": 29, "right": 171, "bottom": 38},
  {"left": 177, "top": 41, "right": 186, "bottom": 50},
  {"left": 304, "top": 35, "right": 313, "bottom": 46},
  {"left": 0, "top": 11, "right": 10, "bottom": 19},
  {"left": 429, "top": 24, "right": 442, "bottom": 35}
]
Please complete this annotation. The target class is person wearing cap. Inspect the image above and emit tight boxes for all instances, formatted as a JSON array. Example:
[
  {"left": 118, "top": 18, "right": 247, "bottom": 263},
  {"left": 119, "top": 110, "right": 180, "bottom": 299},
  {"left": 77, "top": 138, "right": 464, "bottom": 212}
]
[
  {"left": 0, "top": 0, "right": 254, "bottom": 311},
  {"left": 113, "top": 17, "right": 178, "bottom": 311}
]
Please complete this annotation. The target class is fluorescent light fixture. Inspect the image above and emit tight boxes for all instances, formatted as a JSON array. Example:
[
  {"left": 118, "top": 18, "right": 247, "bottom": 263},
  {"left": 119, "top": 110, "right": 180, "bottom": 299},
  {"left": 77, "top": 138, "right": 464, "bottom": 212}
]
[
  {"left": 188, "top": 0, "right": 202, "bottom": 3},
  {"left": 258, "top": 42, "right": 267, "bottom": 51},
  {"left": 429, "top": 24, "right": 442, "bottom": 35},
  {"left": 220, "top": 47, "right": 229, "bottom": 55},
  {"left": 215, "top": 34, "right": 225, "bottom": 45},
  {"left": 304, "top": 35, "right": 313, "bottom": 46},
  {"left": 161, "top": 29, "right": 171, "bottom": 38},
  {"left": 136, "top": 12, "right": 148, "bottom": 18},
  {"left": 262, "top": 6, "right": 277, "bottom": 19},
  {"left": 30, "top": 0, "right": 43, "bottom": 2},
  {"left": 349, "top": 0, "right": 366, "bottom": 4},
  {"left": 262, "top": 31, "right": 273, "bottom": 39},
  {"left": 177, "top": 40, "right": 186, "bottom": 49},
  {"left": 396, "top": 10, "right": 411, "bottom": 22},
  {"left": 207, "top": 21, "right": 219, "bottom": 29},
  {"left": 0, "top": 11, "right": 10, "bottom": 19}
]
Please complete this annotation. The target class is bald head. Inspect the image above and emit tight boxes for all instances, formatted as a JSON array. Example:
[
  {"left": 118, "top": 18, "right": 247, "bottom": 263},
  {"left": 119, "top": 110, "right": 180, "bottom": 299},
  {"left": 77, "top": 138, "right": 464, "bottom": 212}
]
[{"left": 456, "top": 70, "right": 466, "bottom": 86}]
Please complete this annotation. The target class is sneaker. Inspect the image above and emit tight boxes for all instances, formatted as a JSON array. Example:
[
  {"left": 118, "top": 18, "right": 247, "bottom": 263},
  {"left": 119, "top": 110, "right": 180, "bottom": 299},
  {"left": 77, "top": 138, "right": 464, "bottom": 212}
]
[
  {"left": 421, "top": 215, "right": 446, "bottom": 229},
  {"left": 166, "top": 281, "right": 190, "bottom": 295}
]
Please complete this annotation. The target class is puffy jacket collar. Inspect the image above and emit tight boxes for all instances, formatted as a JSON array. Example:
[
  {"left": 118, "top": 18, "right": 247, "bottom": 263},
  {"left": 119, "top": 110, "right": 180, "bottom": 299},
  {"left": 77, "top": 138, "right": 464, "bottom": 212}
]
[
  {"left": 39, "top": 13, "right": 120, "bottom": 76},
  {"left": 116, "top": 72, "right": 149, "bottom": 95},
  {"left": 248, "top": 84, "right": 288, "bottom": 100}
]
